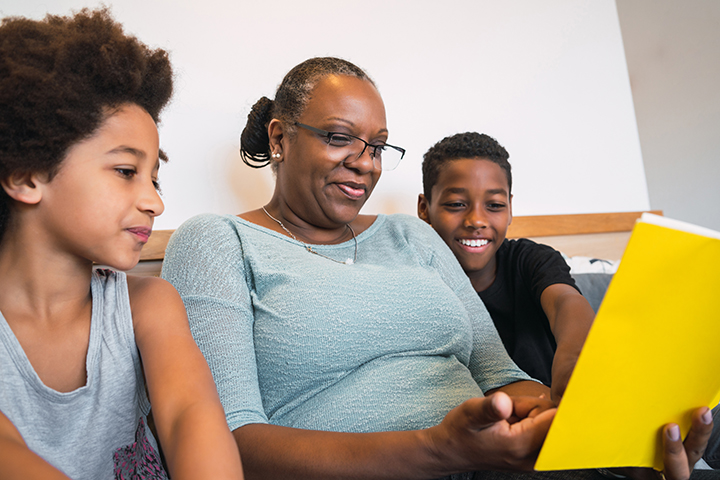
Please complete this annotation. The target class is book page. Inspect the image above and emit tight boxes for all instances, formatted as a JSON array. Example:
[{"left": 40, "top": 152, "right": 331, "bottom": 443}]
[
  {"left": 535, "top": 219, "right": 720, "bottom": 471},
  {"left": 640, "top": 212, "right": 720, "bottom": 240}
]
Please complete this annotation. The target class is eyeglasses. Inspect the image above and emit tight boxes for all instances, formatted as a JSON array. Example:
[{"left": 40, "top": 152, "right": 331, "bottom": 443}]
[{"left": 295, "top": 122, "right": 406, "bottom": 171}]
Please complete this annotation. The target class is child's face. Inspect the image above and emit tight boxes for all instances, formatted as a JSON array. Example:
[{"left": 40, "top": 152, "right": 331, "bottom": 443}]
[
  {"left": 418, "top": 158, "right": 512, "bottom": 282},
  {"left": 36, "top": 104, "right": 163, "bottom": 271}
]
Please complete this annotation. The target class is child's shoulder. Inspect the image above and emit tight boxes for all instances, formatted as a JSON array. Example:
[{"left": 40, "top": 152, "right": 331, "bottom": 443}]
[
  {"left": 92, "top": 269, "right": 177, "bottom": 308},
  {"left": 497, "top": 238, "right": 569, "bottom": 278},
  {"left": 500, "top": 237, "right": 560, "bottom": 258},
  {"left": 126, "top": 274, "right": 189, "bottom": 350},
  {"left": 126, "top": 275, "right": 180, "bottom": 313}
]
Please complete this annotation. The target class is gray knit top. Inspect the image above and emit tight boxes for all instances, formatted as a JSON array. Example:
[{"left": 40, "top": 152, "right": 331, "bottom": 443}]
[{"left": 161, "top": 213, "right": 530, "bottom": 433}]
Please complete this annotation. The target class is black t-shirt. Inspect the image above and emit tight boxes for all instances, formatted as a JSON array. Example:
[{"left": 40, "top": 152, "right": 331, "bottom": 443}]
[{"left": 478, "top": 238, "right": 578, "bottom": 386}]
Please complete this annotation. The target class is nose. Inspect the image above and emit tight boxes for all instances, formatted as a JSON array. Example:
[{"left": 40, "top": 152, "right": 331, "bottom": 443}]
[
  {"left": 464, "top": 206, "right": 487, "bottom": 230},
  {"left": 139, "top": 182, "right": 165, "bottom": 217},
  {"left": 343, "top": 144, "right": 377, "bottom": 173}
]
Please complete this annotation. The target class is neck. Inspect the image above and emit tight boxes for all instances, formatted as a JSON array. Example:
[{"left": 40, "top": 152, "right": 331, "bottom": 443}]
[
  {"left": 262, "top": 200, "right": 354, "bottom": 245},
  {"left": 468, "top": 258, "right": 498, "bottom": 293},
  {"left": 261, "top": 205, "right": 359, "bottom": 266},
  {"left": 0, "top": 224, "right": 93, "bottom": 324}
]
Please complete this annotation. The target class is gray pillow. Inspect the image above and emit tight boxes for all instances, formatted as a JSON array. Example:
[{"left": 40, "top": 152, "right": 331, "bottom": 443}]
[{"left": 571, "top": 273, "right": 614, "bottom": 313}]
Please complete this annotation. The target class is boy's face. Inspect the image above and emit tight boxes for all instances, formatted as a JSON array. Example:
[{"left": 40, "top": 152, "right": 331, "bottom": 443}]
[{"left": 418, "top": 158, "right": 512, "bottom": 285}]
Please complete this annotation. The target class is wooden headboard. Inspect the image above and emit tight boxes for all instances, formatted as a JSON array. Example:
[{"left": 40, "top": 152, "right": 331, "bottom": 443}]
[
  {"left": 506, "top": 210, "right": 662, "bottom": 259},
  {"left": 126, "top": 210, "right": 660, "bottom": 277}
]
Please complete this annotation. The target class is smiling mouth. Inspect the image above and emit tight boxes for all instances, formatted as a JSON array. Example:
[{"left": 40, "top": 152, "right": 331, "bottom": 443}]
[
  {"left": 336, "top": 183, "right": 366, "bottom": 200},
  {"left": 459, "top": 238, "right": 489, "bottom": 248}
]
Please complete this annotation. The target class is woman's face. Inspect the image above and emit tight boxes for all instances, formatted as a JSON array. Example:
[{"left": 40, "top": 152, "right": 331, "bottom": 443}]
[{"left": 276, "top": 74, "right": 387, "bottom": 229}]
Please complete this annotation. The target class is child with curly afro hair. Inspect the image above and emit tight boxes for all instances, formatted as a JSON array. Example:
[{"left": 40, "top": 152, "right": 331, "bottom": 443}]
[{"left": 0, "top": 8, "right": 243, "bottom": 480}]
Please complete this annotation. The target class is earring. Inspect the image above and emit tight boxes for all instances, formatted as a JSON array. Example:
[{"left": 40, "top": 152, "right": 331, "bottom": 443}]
[{"left": 272, "top": 152, "right": 281, "bottom": 159}]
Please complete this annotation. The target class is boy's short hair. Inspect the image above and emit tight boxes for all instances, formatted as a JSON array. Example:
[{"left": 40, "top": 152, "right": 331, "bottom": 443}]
[
  {"left": 422, "top": 132, "right": 511, "bottom": 201},
  {"left": 0, "top": 7, "right": 173, "bottom": 237}
]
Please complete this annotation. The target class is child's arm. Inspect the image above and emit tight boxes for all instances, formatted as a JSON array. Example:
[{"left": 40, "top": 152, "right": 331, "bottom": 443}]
[
  {"left": 540, "top": 283, "right": 596, "bottom": 403},
  {"left": 0, "top": 410, "right": 70, "bottom": 480},
  {"left": 128, "top": 276, "right": 244, "bottom": 480}
]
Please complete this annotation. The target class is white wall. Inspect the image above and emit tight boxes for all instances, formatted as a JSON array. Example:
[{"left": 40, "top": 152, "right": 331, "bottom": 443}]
[
  {"left": 617, "top": 0, "right": 720, "bottom": 231},
  {"left": 1, "top": 0, "right": 649, "bottom": 230}
]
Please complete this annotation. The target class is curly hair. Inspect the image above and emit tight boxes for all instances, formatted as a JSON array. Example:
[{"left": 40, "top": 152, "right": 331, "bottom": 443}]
[
  {"left": 240, "top": 57, "right": 374, "bottom": 168},
  {"left": 422, "top": 132, "right": 512, "bottom": 201},
  {"left": 0, "top": 7, "right": 173, "bottom": 238}
]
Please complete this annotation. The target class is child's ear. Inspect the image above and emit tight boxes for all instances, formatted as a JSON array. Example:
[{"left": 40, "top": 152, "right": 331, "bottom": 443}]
[
  {"left": 267, "top": 119, "right": 285, "bottom": 163},
  {"left": 1, "top": 172, "right": 44, "bottom": 205},
  {"left": 417, "top": 194, "right": 431, "bottom": 224}
]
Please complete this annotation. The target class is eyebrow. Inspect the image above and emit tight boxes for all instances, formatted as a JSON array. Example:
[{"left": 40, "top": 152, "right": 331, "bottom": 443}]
[
  {"left": 441, "top": 187, "right": 469, "bottom": 194},
  {"left": 441, "top": 187, "right": 508, "bottom": 196},
  {"left": 107, "top": 146, "right": 161, "bottom": 172},
  {"left": 107, "top": 146, "right": 146, "bottom": 158},
  {"left": 325, "top": 116, "right": 389, "bottom": 136}
]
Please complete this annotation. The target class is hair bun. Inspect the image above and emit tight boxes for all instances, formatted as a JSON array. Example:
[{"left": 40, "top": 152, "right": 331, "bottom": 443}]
[{"left": 240, "top": 96, "right": 274, "bottom": 168}]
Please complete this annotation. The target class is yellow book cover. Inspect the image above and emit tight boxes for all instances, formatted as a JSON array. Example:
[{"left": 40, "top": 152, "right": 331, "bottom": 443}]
[{"left": 535, "top": 213, "right": 720, "bottom": 471}]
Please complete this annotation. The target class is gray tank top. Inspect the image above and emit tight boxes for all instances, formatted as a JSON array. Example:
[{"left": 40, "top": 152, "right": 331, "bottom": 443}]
[{"left": 0, "top": 269, "right": 168, "bottom": 479}]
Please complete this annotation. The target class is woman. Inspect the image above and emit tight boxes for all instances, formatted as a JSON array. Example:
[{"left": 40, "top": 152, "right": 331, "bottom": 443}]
[{"left": 161, "top": 57, "right": 712, "bottom": 480}]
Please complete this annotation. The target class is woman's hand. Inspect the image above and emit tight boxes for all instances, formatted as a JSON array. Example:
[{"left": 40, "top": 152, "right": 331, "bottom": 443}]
[
  {"left": 425, "top": 392, "right": 556, "bottom": 474},
  {"left": 233, "top": 393, "right": 554, "bottom": 480}
]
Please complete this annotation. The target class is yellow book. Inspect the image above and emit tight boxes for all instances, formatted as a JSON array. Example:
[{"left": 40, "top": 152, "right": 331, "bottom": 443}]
[{"left": 535, "top": 213, "right": 720, "bottom": 471}]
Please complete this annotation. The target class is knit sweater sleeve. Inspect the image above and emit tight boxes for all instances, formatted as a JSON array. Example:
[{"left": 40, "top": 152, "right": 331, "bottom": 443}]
[{"left": 161, "top": 214, "right": 268, "bottom": 430}]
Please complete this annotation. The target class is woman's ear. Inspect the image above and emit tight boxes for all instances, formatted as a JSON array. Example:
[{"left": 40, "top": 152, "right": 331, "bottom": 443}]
[
  {"left": 267, "top": 119, "right": 285, "bottom": 163},
  {"left": 1, "top": 172, "right": 44, "bottom": 205},
  {"left": 417, "top": 194, "right": 431, "bottom": 224}
]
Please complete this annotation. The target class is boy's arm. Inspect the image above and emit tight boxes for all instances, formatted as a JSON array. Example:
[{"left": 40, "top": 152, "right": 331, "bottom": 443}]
[
  {"left": 128, "top": 276, "right": 244, "bottom": 480},
  {"left": 540, "top": 283, "right": 595, "bottom": 404},
  {"left": 0, "top": 410, "right": 70, "bottom": 480}
]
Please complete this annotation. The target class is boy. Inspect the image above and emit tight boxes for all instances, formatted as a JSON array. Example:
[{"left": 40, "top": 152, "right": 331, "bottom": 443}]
[{"left": 417, "top": 132, "right": 595, "bottom": 403}]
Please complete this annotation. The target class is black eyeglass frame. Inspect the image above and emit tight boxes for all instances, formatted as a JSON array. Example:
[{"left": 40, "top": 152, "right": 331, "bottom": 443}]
[{"left": 294, "top": 122, "right": 406, "bottom": 171}]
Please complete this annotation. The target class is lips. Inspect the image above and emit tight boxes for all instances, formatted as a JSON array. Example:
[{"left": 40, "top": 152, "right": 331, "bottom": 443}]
[
  {"left": 457, "top": 238, "right": 491, "bottom": 251},
  {"left": 336, "top": 182, "right": 366, "bottom": 200},
  {"left": 127, "top": 227, "right": 152, "bottom": 243},
  {"left": 459, "top": 238, "right": 489, "bottom": 247}
]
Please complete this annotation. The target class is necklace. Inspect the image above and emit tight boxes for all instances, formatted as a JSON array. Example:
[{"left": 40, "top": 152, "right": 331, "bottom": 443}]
[{"left": 262, "top": 206, "right": 358, "bottom": 265}]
